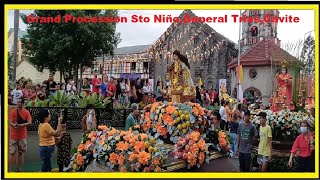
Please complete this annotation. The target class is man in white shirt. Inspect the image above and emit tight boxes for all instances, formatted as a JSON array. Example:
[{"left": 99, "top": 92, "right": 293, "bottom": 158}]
[
  {"left": 11, "top": 84, "right": 23, "bottom": 105},
  {"left": 66, "top": 79, "right": 76, "bottom": 95},
  {"left": 219, "top": 100, "right": 227, "bottom": 130}
]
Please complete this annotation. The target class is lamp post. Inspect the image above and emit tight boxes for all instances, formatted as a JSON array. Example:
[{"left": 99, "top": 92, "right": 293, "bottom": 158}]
[{"left": 12, "top": 10, "right": 20, "bottom": 82}]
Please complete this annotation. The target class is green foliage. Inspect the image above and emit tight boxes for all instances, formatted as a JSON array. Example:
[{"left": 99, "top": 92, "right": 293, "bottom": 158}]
[
  {"left": 48, "top": 90, "right": 75, "bottom": 107},
  {"left": 25, "top": 90, "right": 111, "bottom": 108},
  {"left": 20, "top": 10, "right": 121, "bottom": 81},
  {"left": 76, "top": 93, "right": 111, "bottom": 108}
]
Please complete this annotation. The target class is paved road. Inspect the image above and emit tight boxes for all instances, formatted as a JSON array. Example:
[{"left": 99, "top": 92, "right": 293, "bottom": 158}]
[{"left": 18, "top": 129, "right": 239, "bottom": 172}]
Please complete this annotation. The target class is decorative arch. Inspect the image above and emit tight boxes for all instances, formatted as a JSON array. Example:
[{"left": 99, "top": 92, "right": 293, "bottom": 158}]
[
  {"left": 204, "top": 75, "right": 217, "bottom": 89},
  {"left": 243, "top": 87, "right": 262, "bottom": 102}
]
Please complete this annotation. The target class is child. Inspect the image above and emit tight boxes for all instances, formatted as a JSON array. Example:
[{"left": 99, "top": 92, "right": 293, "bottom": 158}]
[
  {"left": 84, "top": 104, "right": 97, "bottom": 131},
  {"left": 55, "top": 123, "right": 72, "bottom": 172}
]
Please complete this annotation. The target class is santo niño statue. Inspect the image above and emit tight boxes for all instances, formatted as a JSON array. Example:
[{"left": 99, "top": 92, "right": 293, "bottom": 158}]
[{"left": 166, "top": 50, "right": 196, "bottom": 103}]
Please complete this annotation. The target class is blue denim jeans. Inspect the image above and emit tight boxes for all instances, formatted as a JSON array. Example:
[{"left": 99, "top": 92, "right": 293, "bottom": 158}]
[
  {"left": 230, "top": 133, "right": 238, "bottom": 156},
  {"left": 39, "top": 145, "right": 55, "bottom": 172}
]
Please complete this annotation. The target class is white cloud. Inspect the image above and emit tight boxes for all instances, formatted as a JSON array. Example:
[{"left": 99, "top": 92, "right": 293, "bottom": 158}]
[{"left": 7, "top": 9, "right": 315, "bottom": 48}]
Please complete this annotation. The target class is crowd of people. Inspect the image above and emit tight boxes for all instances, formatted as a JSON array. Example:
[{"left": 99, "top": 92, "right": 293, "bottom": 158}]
[
  {"left": 9, "top": 73, "right": 173, "bottom": 108},
  {"left": 8, "top": 75, "right": 315, "bottom": 173}
]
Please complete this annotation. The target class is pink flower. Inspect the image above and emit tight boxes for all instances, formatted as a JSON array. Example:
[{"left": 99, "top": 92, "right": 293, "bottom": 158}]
[{"left": 143, "top": 167, "right": 150, "bottom": 172}]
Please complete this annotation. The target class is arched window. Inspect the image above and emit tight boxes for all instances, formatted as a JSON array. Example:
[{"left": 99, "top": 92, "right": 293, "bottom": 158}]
[{"left": 251, "top": 26, "right": 258, "bottom": 37}]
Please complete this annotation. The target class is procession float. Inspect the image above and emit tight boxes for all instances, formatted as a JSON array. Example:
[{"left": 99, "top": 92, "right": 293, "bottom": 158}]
[{"left": 63, "top": 53, "right": 314, "bottom": 172}]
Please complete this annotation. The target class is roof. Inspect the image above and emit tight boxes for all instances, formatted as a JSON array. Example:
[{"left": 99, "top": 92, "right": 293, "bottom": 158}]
[
  {"left": 228, "top": 40, "right": 303, "bottom": 69},
  {"left": 114, "top": 45, "right": 151, "bottom": 55},
  {"left": 8, "top": 28, "right": 28, "bottom": 39}
]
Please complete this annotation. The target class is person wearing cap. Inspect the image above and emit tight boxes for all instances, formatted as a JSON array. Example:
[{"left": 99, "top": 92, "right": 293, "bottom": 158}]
[
  {"left": 9, "top": 98, "right": 32, "bottom": 172},
  {"left": 38, "top": 108, "right": 63, "bottom": 172},
  {"left": 237, "top": 109, "right": 258, "bottom": 172},
  {"left": 125, "top": 103, "right": 139, "bottom": 130},
  {"left": 257, "top": 111, "right": 272, "bottom": 172}
]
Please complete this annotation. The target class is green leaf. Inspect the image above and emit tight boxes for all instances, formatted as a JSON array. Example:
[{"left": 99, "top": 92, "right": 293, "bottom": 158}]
[{"left": 80, "top": 91, "right": 87, "bottom": 98}]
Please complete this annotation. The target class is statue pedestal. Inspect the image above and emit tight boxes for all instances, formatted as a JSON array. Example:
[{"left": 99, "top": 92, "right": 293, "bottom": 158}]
[{"left": 171, "top": 93, "right": 195, "bottom": 103}]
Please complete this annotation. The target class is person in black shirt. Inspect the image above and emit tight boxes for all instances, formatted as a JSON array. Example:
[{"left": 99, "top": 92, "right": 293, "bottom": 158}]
[
  {"left": 135, "top": 78, "right": 143, "bottom": 103},
  {"left": 44, "top": 75, "right": 58, "bottom": 96}
]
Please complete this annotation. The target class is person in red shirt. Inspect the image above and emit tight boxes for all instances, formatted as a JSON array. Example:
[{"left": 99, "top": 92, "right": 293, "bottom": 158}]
[
  {"left": 91, "top": 72, "right": 101, "bottom": 94},
  {"left": 288, "top": 120, "right": 314, "bottom": 172},
  {"left": 107, "top": 77, "right": 116, "bottom": 98},
  {"left": 9, "top": 98, "right": 32, "bottom": 172}
]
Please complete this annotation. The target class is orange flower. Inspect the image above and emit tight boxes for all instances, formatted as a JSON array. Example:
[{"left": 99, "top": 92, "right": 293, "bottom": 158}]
[
  {"left": 165, "top": 106, "right": 176, "bottom": 114},
  {"left": 198, "top": 152, "right": 205, "bottom": 164},
  {"left": 218, "top": 131, "right": 227, "bottom": 139},
  {"left": 134, "top": 124, "right": 140, "bottom": 129},
  {"left": 134, "top": 141, "right": 145, "bottom": 152},
  {"left": 120, "top": 131, "right": 127, "bottom": 137},
  {"left": 77, "top": 144, "right": 85, "bottom": 152},
  {"left": 190, "top": 144, "right": 199, "bottom": 154},
  {"left": 198, "top": 139, "right": 206, "bottom": 151},
  {"left": 99, "top": 135, "right": 106, "bottom": 145},
  {"left": 153, "top": 157, "right": 160, "bottom": 166},
  {"left": 188, "top": 102, "right": 195, "bottom": 107},
  {"left": 156, "top": 123, "right": 163, "bottom": 133},
  {"left": 116, "top": 141, "right": 129, "bottom": 152},
  {"left": 162, "top": 113, "right": 174, "bottom": 126},
  {"left": 76, "top": 154, "right": 84, "bottom": 166},
  {"left": 109, "top": 153, "right": 118, "bottom": 165},
  {"left": 98, "top": 125, "right": 108, "bottom": 131},
  {"left": 189, "top": 131, "right": 200, "bottom": 142},
  {"left": 118, "top": 154, "right": 125, "bottom": 165},
  {"left": 151, "top": 102, "right": 159, "bottom": 113},
  {"left": 120, "top": 166, "right": 127, "bottom": 172},
  {"left": 138, "top": 151, "right": 151, "bottom": 165},
  {"left": 154, "top": 166, "right": 162, "bottom": 172},
  {"left": 219, "top": 138, "right": 227, "bottom": 147},
  {"left": 142, "top": 124, "right": 148, "bottom": 132},
  {"left": 187, "top": 153, "right": 197, "bottom": 167},
  {"left": 129, "top": 153, "right": 137, "bottom": 162},
  {"left": 140, "top": 133, "right": 148, "bottom": 141},
  {"left": 169, "top": 102, "right": 174, "bottom": 106},
  {"left": 107, "top": 128, "right": 119, "bottom": 136},
  {"left": 192, "top": 107, "right": 199, "bottom": 116},
  {"left": 87, "top": 131, "right": 96, "bottom": 139},
  {"left": 159, "top": 127, "right": 168, "bottom": 136}
]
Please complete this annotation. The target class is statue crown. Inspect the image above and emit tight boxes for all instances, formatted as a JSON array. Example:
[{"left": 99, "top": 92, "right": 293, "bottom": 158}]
[{"left": 280, "top": 61, "right": 288, "bottom": 68}]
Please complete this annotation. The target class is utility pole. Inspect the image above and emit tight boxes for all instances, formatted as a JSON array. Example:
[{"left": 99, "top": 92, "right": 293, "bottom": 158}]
[{"left": 12, "top": 10, "right": 20, "bottom": 82}]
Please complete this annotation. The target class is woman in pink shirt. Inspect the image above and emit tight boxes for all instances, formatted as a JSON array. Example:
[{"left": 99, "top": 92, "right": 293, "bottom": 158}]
[
  {"left": 288, "top": 120, "right": 314, "bottom": 172},
  {"left": 22, "top": 83, "right": 31, "bottom": 99}
]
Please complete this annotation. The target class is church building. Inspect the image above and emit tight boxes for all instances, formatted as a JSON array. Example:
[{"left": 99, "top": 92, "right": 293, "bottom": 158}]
[{"left": 228, "top": 10, "right": 302, "bottom": 106}]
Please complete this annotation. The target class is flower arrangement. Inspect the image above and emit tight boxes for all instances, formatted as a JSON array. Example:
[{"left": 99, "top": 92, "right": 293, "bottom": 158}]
[
  {"left": 69, "top": 125, "right": 169, "bottom": 172},
  {"left": 251, "top": 109, "right": 314, "bottom": 141},
  {"left": 172, "top": 131, "right": 210, "bottom": 169},
  {"left": 138, "top": 102, "right": 232, "bottom": 155}
]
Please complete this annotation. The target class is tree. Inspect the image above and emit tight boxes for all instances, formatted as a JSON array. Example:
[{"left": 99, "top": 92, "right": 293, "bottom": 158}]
[
  {"left": 282, "top": 35, "right": 315, "bottom": 75},
  {"left": 20, "top": 10, "right": 121, "bottom": 83},
  {"left": 300, "top": 35, "right": 315, "bottom": 75}
]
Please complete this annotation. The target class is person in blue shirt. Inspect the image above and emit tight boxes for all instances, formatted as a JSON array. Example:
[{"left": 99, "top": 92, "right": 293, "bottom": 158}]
[{"left": 100, "top": 75, "right": 108, "bottom": 97}]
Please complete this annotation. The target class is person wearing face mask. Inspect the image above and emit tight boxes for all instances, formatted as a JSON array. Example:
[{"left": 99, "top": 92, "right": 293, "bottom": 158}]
[{"left": 288, "top": 120, "right": 314, "bottom": 172}]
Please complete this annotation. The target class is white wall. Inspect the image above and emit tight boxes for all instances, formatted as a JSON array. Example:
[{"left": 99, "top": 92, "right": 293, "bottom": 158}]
[
  {"left": 231, "top": 66, "right": 274, "bottom": 106},
  {"left": 16, "top": 61, "right": 61, "bottom": 84}
]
